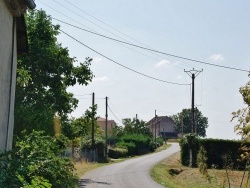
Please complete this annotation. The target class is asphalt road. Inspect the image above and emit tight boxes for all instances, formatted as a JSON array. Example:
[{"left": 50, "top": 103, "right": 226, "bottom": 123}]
[{"left": 79, "top": 143, "right": 180, "bottom": 188}]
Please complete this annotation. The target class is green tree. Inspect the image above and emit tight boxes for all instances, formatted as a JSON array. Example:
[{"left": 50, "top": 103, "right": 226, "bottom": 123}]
[
  {"left": 171, "top": 108, "right": 208, "bottom": 137},
  {"left": 123, "top": 118, "right": 152, "bottom": 137},
  {"left": 63, "top": 105, "right": 102, "bottom": 155},
  {"left": 15, "top": 10, "right": 93, "bottom": 136}
]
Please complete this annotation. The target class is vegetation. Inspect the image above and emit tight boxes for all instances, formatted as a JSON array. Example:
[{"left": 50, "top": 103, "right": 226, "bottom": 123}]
[
  {"left": 0, "top": 131, "right": 78, "bottom": 187},
  {"left": 108, "top": 118, "right": 157, "bottom": 157},
  {"left": 1, "top": 9, "right": 94, "bottom": 187},
  {"left": 171, "top": 108, "right": 208, "bottom": 137},
  {"left": 151, "top": 152, "right": 245, "bottom": 188},
  {"left": 231, "top": 74, "right": 250, "bottom": 187},
  {"left": 180, "top": 137, "right": 249, "bottom": 169},
  {"left": 15, "top": 9, "right": 93, "bottom": 137}
]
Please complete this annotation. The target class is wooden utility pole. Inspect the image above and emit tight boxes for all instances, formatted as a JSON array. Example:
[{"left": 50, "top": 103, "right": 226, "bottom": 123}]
[
  {"left": 105, "top": 96, "right": 108, "bottom": 160},
  {"left": 184, "top": 68, "right": 202, "bottom": 134},
  {"left": 91, "top": 92, "right": 95, "bottom": 147}
]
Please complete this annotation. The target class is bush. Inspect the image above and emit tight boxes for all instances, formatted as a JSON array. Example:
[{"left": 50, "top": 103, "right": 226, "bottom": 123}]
[
  {"left": 117, "top": 134, "right": 152, "bottom": 155},
  {"left": 180, "top": 137, "right": 249, "bottom": 169},
  {"left": 156, "top": 137, "right": 164, "bottom": 146},
  {"left": 0, "top": 131, "right": 78, "bottom": 188},
  {"left": 108, "top": 148, "right": 128, "bottom": 159},
  {"left": 116, "top": 141, "right": 136, "bottom": 156},
  {"left": 81, "top": 136, "right": 106, "bottom": 162}
]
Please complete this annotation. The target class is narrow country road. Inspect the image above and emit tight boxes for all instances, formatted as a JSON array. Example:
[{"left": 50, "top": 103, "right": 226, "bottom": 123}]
[{"left": 79, "top": 143, "right": 180, "bottom": 188}]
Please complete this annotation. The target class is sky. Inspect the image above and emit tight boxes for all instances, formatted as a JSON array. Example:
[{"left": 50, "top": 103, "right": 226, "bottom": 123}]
[{"left": 35, "top": 0, "right": 250, "bottom": 140}]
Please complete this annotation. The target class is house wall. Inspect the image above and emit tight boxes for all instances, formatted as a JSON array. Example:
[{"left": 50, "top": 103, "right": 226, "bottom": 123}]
[
  {"left": 97, "top": 120, "right": 116, "bottom": 136},
  {"left": 98, "top": 121, "right": 115, "bottom": 130},
  {"left": 0, "top": 0, "right": 17, "bottom": 151},
  {"left": 159, "top": 118, "right": 175, "bottom": 132}
]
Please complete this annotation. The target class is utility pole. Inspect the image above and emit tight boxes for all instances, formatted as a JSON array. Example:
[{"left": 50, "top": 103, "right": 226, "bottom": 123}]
[
  {"left": 91, "top": 92, "right": 95, "bottom": 147},
  {"left": 184, "top": 68, "right": 202, "bottom": 134},
  {"left": 105, "top": 96, "right": 108, "bottom": 160}
]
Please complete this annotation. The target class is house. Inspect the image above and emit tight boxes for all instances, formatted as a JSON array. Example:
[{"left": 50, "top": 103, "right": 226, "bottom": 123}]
[
  {"left": 97, "top": 117, "right": 116, "bottom": 136},
  {"left": 147, "top": 116, "right": 179, "bottom": 140},
  {"left": 0, "top": 0, "right": 36, "bottom": 152}
]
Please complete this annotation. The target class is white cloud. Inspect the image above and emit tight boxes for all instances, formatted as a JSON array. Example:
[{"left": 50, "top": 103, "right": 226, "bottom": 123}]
[
  {"left": 93, "top": 76, "right": 109, "bottom": 82},
  {"left": 209, "top": 54, "right": 225, "bottom": 62},
  {"left": 92, "top": 57, "right": 104, "bottom": 63},
  {"left": 155, "top": 59, "right": 171, "bottom": 68}
]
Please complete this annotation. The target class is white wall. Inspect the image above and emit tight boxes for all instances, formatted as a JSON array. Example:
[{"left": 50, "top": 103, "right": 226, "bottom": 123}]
[{"left": 0, "top": 0, "right": 17, "bottom": 151}]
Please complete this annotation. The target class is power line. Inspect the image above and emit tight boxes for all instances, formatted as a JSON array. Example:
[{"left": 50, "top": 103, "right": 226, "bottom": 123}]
[
  {"left": 108, "top": 106, "right": 123, "bottom": 125},
  {"left": 53, "top": 18, "right": 248, "bottom": 73},
  {"left": 37, "top": 0, "right": 96, "bottom": 32},
  {"left": 62, "top": 0, "right": 195, "bottom": 70},
  {"left": 39, "top": 0, "right": 196, "bottom": 71},
  {"left": 108, "top": 98, "right": 124, "bottom": 121},
  {"left": 59, "top": 29, "right": 189, "bottom": 86},
  {"left": 50, "top": 0, "right": 165, "bottom": 63}
]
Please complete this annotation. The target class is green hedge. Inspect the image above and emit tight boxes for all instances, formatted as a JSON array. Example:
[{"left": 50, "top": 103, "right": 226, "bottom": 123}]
[
  {"left": 180, "top": 137, "right": 249, "bottom": 169},
  {"left": 117, "top": 134, "right": 152, "bottom": 156},
  {"left": 108, "top": 148, "right": 128, "bottom": 159}
]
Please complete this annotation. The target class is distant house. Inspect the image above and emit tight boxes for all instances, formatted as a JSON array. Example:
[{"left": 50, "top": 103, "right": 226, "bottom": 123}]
[
  {"left": 97, "top": 117, "right": 116, "bottom": 136},
  {"left": 0, "top": 0, "right": 36, "bottom": 152},
  {"left": 147, "top": 116, "right": 179, "bottom": 140}
]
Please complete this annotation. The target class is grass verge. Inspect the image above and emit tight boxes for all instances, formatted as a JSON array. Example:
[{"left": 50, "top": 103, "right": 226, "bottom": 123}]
[
  {"left": 74, "top": 162, "right": 104, "bottom": 177},
  {"left": 151, "top": 152, "right": 246, "bottom": 188}
]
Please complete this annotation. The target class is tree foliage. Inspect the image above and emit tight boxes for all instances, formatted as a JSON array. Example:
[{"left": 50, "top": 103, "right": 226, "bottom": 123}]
[
  {"left": 232, "top": 79, "right": 250, "bottom": 140},
  {"left": 15, "top": 10, "right": 93, "bottom": 136},
  {"left": 171, "top": 108, "right": 208, "bottom": 137},
  {"left": 63, "top": 105, "right": 101, "bottom": 140},
  {"left": 122, "top": 118, "right": 152, "bottom": 137},
  {"left": 0, "top": 131, "right": 78, "bottom": 187},
  {"left": 232, "top": 75, "right": 250, "bottom": 181}
]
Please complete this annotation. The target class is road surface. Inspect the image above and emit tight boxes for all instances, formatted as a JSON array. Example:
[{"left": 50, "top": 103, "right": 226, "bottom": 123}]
[{"left": 79, "top": 143, "right": 180, "bottom": 188}]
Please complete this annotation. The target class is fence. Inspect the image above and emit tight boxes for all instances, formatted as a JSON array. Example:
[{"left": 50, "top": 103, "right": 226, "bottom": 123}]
[{"left": 62, "top": 147, "right": 98, "bottom": 163}]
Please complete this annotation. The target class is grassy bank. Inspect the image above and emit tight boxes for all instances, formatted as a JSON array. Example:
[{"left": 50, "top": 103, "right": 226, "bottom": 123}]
[{"left": 151, "top": 152, "right": 246, "bottom": 188}]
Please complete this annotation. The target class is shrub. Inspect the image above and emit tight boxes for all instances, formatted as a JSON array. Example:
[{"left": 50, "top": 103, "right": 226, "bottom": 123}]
[
  {"left": 117, "top": 134, "right": 152, "bottom": 155},
  {"left": 180, "top": 137, "right": 250, "bottom": 169},
  {"left": 81, "top": 136, "right": 106, "bottom": 162},
  {"left": 0, "top": 131, "right": 78, "bottom": 188},
  {"left": 117, "top": 141, "right": 136, "bottom": 156},
  {"left": 108, "top": 148, "right": 128, "bottom": 159},
  {"left": 156, "top": 137, "right": 164, "bottom": 146}
]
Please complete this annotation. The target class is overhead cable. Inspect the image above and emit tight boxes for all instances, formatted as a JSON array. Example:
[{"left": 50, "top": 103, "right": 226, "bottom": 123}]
[
  {"left": 54, "top": 18, "right": 248, "bottom": 73},
  {"left": 59, "top": 29, "right": 190, "bottom": 86}
]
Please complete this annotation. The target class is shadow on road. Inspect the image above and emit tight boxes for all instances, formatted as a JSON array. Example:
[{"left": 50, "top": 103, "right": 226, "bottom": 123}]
[{"left": 79, "top": 178, "right": 112, "bottom": 187}]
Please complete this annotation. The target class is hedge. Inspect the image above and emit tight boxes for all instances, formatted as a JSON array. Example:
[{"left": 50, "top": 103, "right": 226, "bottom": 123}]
[
  {"left": 180, "top": 137, "right": 250, "bottom": 169},
  {"left": 117, "top": 134, "right": 152, "bottom": 156},
  {"left": 108, "top": 148, "right": 128, "bottom": 159}
]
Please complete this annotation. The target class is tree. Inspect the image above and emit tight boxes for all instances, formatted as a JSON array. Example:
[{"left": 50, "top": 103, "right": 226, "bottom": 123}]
[
  {"left": 15, "top": 10, "right": 93, "bottom": 137},
  {"left": 231, "top": 76, "right": 250, "bottom": 186},
  {"left": 232, "top": 79, "right": 250, "bottom": 140},
  {"left": 171, "top": 108, "right": 208, "bottom": 137},
  {"left": 63, "top": 105, "right": 103, "bottom": 155},
  {"left": 123, "top": 118, "right": 152, "bottom": 137}
]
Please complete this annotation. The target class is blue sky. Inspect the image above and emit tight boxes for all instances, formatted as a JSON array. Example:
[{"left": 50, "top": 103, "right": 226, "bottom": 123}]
[{"left": 35, "top": 0, "right": 250, "bottom": 139}]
